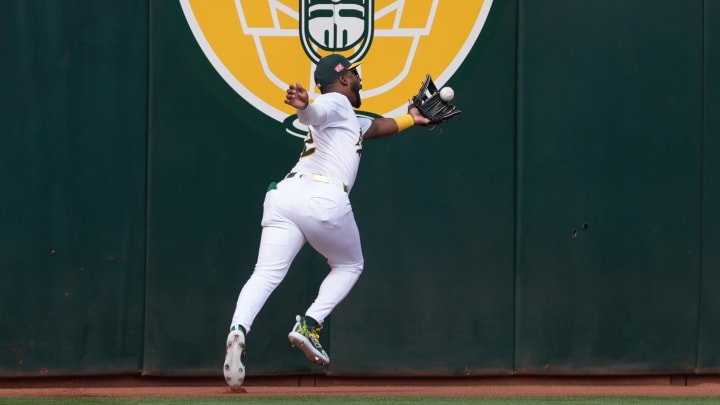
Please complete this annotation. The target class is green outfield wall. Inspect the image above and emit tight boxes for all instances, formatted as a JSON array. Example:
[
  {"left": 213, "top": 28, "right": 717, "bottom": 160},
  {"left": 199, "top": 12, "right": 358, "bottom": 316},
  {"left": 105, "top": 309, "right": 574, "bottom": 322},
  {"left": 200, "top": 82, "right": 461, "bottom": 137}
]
[
  {"left": 1, "top": 0, "right": 718, "bottom": 378},
  {"left": 0, "top": 1, "right": 148, "bottom": 375}
]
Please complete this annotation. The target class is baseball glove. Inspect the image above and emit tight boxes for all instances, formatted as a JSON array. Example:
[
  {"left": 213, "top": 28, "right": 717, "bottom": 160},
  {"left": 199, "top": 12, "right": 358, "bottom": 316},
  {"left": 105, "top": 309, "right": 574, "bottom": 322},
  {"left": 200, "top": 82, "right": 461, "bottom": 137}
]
[{"left": 409, "top": 74, "right": 462, "bottom": 128}]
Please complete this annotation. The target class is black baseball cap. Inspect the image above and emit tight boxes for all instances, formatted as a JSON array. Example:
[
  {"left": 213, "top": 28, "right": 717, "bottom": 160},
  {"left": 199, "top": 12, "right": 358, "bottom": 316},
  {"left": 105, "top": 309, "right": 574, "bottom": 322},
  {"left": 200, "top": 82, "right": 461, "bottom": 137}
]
[{"left": 314, "top": 54, "right": 360, "bottom": 88}]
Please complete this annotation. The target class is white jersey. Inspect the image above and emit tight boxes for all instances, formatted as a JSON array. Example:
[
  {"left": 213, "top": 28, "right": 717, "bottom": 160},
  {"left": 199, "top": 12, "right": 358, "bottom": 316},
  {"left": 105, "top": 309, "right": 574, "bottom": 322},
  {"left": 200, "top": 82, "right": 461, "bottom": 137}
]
[{"left": 291, "top": 92, "right": 371, "bottom": 192}]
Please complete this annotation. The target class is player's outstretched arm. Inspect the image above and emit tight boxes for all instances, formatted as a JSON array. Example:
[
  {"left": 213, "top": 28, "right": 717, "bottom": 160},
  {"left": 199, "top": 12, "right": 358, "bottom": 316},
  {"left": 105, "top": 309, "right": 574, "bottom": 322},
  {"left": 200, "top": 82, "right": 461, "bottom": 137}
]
[
  {"left": 286, "top": 83, "right": 329, "bottom": 126},
  {"left": 363, "top": 106, "right": 431, "bottom": 140}
]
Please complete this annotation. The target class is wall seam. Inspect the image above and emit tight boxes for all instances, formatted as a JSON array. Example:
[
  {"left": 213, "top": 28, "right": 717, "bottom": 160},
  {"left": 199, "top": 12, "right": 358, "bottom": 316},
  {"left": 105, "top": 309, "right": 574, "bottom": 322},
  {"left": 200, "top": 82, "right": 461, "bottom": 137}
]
[
  {"left": 141, "top": 0, "right": 152, "bottom": 374},
  {"left": 695, "top": 0, "right": 707, "bottom": 374},
  {"left": 512, "top": 0, "right": 522, "bottom": 376}
]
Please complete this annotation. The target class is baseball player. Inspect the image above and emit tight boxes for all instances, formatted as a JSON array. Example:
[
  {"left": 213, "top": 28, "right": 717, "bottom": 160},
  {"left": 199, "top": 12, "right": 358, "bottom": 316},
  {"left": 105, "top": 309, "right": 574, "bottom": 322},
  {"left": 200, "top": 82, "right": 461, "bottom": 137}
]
[{"left": 223, "top": 54, "right": 430, "bottom": 391}]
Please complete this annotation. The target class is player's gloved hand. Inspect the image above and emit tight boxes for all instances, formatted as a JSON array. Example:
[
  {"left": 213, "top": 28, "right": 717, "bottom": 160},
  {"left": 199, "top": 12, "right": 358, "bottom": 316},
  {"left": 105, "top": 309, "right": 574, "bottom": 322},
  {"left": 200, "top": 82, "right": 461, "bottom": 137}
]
[
  {"left": 409, "top": 74, "right": 462, "bottom": 129},
  {"left": 408, "top": 106, "right": 431, "bottom": 126}
]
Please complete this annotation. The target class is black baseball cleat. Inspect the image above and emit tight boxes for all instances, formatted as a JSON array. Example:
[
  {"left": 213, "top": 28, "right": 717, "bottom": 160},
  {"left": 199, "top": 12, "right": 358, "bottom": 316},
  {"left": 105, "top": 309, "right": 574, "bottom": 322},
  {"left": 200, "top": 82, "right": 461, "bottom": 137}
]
[{"left": 288, "top": 315, "right": 330, "bottom": 366}]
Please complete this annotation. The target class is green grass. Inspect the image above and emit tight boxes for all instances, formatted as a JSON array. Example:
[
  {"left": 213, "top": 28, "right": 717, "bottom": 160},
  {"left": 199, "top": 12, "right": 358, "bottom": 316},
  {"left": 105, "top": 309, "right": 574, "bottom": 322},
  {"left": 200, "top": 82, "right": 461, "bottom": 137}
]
[{"left": 1, "top": 398, "right": 720, "bottom": 405}]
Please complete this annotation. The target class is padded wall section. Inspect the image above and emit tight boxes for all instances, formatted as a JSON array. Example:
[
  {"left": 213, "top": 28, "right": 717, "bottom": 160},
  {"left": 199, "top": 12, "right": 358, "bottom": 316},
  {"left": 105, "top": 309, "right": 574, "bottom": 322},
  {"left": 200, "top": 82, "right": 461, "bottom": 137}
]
[
  {"left": 515, "top": 0, "right": 704, "bottom": 374},
  {"left": 145, "top": 0, "right": 517, "bottom": 377},
  {"left": 0, "top": 0, "right": 148, "bottom": 375},
  {"left": 698, "top": 0, "right": 720, "bottom": 373},
  {"left": 515, "top": 0, "right": 703, "bottom": 374}
]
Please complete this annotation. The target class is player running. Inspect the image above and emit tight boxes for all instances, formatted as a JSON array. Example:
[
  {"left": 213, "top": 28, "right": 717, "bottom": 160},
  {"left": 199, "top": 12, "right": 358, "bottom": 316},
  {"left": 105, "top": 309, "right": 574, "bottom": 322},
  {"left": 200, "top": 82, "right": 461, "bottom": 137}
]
[{"left": 223, "top": 54, "right": 430, "bottom": 391}]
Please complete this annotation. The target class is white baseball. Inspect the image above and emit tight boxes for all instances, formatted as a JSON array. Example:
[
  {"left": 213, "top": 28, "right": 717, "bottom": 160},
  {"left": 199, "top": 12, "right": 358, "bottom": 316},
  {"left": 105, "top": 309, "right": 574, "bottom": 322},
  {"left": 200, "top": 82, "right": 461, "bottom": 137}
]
[{"left": 439, "top": 87, "right": 455, "bottom": 102}]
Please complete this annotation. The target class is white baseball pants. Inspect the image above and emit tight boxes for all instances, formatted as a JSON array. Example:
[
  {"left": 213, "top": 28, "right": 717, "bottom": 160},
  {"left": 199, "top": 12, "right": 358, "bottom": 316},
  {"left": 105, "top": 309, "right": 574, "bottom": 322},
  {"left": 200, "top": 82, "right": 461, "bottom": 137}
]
[{"left": 230, "top": 174, "right": 364, "bottom": 333}]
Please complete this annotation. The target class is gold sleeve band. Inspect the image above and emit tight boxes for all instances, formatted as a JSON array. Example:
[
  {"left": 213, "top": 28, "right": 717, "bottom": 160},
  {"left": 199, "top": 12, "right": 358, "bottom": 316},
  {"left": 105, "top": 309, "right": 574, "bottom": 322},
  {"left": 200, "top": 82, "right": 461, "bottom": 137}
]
[{"left": 393, "top": 114, "right": 414, "bottom": 132}]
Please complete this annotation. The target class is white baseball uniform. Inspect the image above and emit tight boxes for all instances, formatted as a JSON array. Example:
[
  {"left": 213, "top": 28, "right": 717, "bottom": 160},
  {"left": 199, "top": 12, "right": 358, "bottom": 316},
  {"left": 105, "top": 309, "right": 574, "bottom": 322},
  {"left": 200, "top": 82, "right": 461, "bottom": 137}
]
[{"left": 230, "top": 92, "right": 372, "bottom": 333}]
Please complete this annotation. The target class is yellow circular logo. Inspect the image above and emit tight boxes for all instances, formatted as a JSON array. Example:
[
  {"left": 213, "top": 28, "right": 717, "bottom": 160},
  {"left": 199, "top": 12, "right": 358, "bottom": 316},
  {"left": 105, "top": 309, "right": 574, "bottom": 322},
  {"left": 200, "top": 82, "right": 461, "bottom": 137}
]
[{"left": 180, "top": 0, "right": 492, "bottom": 132}]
